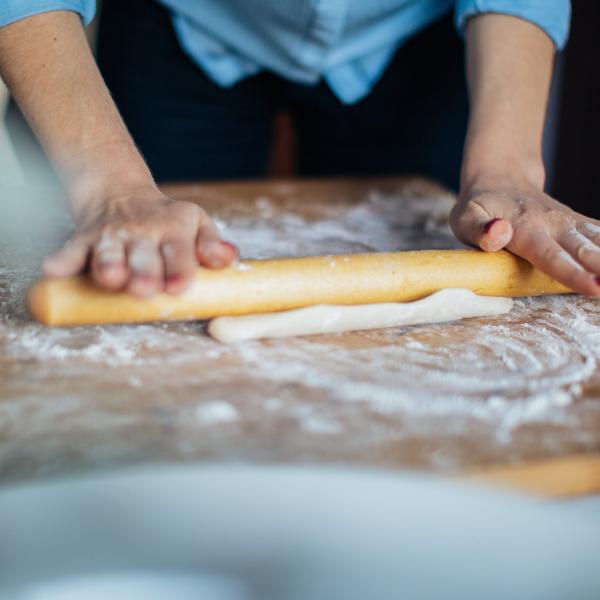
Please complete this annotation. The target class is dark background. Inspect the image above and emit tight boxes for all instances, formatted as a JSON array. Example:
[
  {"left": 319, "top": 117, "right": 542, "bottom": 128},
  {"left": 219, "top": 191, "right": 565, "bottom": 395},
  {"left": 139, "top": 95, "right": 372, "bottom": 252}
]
[{"left": 552, "top": 0, "right": 600, "bottom": 217}]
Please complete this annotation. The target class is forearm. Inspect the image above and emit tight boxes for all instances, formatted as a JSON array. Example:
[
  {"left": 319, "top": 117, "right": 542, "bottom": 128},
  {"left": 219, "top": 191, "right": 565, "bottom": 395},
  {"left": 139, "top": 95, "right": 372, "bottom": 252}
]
[
  {"left": 461, "top": 14, "right": 556, "bottom": 190},
  {"left": 0, "top": 11, "right": 154, "bottom": 212},
  {"left": 450, "top": 12, "right": 600, "bottom": 297}
]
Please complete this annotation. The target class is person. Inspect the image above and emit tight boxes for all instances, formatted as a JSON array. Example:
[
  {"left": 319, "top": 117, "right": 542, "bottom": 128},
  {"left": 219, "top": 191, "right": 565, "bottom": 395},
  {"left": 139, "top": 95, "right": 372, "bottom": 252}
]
[{"left": 1, "top": 0, "right": 597, "bottom": 300}]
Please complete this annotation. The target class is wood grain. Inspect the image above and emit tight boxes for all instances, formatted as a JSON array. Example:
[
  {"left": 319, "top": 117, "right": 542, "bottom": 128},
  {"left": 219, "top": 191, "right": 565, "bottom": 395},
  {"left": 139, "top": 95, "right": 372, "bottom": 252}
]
[{"left": 1, "top": 177, "right": 600, "bottom": 497}]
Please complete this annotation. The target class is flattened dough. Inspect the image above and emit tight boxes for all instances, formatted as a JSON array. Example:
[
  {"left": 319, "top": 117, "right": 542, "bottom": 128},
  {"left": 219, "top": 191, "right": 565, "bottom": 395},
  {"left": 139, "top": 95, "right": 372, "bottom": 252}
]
[{"left": 208, "top": 288, "right": 513, "bottom": 343}]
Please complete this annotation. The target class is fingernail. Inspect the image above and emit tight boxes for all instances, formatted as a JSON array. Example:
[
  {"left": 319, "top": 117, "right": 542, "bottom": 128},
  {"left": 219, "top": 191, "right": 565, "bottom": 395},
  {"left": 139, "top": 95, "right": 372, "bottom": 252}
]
[
  {"left": 221, "top": 241, "right": 239, "bottom": 256},
  {"left": 484, "top": 218, "right": 502, "bottom": 234},
  {"left": 165, "top": 275, "right": 189, "bottom": 294},
  {"left": 165, "top": 274, "right": 187, "bottom": 287}
]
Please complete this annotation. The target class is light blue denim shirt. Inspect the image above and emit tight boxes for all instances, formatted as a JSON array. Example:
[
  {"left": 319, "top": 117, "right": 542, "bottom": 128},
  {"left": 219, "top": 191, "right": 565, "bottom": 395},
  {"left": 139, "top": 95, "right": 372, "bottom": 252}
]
[{"left": 0, "top": 0, "right": 571, "bottom": 104}]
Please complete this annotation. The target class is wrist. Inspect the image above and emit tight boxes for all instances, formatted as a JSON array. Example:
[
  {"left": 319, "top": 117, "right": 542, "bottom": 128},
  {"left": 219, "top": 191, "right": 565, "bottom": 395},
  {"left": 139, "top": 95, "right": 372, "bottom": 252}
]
[
  {"left": 461, "top": 152, "right": 546, "bottom": 196},
  {"left": 60, "top": 140, "right": 158, "bottom": 218},
  {"left": 70, "top": 179, "right": 167, "bottom": 225},
  {"left": 461, "top": 128, "right": 546, "bottom": 193}
]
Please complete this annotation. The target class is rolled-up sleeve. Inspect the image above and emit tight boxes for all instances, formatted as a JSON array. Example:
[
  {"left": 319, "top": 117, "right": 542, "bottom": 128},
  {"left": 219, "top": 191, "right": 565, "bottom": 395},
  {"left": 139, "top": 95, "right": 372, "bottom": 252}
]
[
  {"left": 0, "top": 1, "right": 96, "bottom": 28},
  {"left": 454, "top": 0, "right": 571, "bottom": 49}
]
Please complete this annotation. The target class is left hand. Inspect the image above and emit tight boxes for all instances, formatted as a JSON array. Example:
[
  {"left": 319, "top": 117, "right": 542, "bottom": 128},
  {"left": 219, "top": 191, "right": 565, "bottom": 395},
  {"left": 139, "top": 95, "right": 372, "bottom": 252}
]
[
  {"left": 450, "top": 176, "right": 600, "bottom": 296},
  {"left": 43, "top": 183, "right": 238, "bottom": 298}
]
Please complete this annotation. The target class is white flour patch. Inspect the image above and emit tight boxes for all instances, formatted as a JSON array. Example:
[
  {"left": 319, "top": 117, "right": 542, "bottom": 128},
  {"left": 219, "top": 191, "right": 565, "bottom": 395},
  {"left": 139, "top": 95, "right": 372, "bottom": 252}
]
[
  {"left": 212, "top": 190, "right": 459, "bottom": 259},
  {"left": 195, "top": 401, "right": 239, "bottom": 425},
  {"left": 2, "top": 189, "right": 600, "bottom": 471},
  {"left": 301, "top": 415, "right": 343, "bottom": 435},
  {"left": 229, "top": 294, "right": 598, "bottom": 442}
]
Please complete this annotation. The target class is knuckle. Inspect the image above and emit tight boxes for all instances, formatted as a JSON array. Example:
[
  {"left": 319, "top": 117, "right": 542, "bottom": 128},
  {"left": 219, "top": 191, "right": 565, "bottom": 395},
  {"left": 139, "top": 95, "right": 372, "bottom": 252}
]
[
  {"left": 161, "top": 240, "right": 184, "bottom": 260},
  {"left": 171, "top": 201, "right": 203, "bottom": 223},
  {"left": 99, "top": 224, "right": 131, "bottom": 243},
  {"left": 95, "top": 233, "right": 120, "bottom": 252},
  {"left": 573, "top": 243, "right": 588, "bottom": 263},
  {"left": 115, "top": 219, "right": 160, "bottom": 240}
]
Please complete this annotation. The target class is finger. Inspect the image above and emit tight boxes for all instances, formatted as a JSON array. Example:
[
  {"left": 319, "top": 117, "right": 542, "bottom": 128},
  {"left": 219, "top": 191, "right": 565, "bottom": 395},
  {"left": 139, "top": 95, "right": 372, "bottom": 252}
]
[
  {"left": 560, "top": 229, "right": 600, "bottom": 276},
  {"left": 451, "top": 201, "right": 513, "bottom": 252},
  {"left": 510, "top": 230, "right": 600, "bottom": 296},
  {"left": 126, "top": 239, "right": 164, "bottom": 298},
  {"left": 195, "top": 211, "right": 238, "bottom": 269},
  {"left": 90, "top": 235, "right": 128, "bottom": 291},
  {"left": 161, "top": 239, "right": 198, "bottom": 294},
  {"left": 42, "top": 238, "right": 91, "bottom": 277},
  {"left": 578, "top": 221, "right": 600, "bottom": 245}
]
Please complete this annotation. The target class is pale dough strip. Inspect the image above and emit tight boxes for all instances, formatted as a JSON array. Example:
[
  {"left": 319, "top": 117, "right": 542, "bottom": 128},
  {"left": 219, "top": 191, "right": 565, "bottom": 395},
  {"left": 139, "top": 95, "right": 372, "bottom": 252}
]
[{"left": 208, "top": 288, "right": 513, "bottom": 343}]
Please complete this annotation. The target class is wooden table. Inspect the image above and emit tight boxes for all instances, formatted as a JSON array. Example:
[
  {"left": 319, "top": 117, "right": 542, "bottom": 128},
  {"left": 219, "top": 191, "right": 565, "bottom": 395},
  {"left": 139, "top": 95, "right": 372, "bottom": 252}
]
[{"left": 1, "top": 178, "right": 600, "bottom": 497}]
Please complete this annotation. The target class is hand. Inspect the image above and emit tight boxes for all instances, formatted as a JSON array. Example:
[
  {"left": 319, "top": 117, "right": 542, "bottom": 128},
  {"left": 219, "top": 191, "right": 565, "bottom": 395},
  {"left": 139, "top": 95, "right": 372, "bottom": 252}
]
[
  {"left": 450, "top": 175, "right": 600, "bottom": 296},
  {"left": 43, "top": 184, "right": 238, "bottom": 297}
]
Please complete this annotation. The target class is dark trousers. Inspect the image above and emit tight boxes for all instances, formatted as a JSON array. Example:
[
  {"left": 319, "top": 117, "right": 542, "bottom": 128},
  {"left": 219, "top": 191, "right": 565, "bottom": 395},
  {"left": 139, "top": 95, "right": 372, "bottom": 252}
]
[{"left": 97, "top": 0, "right": 468, "bottom": 189}]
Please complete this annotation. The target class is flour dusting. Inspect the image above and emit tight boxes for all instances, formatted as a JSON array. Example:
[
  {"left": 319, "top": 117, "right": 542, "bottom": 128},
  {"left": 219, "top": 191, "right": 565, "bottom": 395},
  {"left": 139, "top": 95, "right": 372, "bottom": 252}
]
[{"left": 2, "top": 185, "right": 600, "bottom": 478}]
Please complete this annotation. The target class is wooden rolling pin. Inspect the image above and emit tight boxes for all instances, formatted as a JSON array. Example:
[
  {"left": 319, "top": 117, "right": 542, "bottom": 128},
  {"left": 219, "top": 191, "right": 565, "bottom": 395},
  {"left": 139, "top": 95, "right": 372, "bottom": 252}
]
[{"left": 28, "top": 249, "right": 570, "bottom": 326}]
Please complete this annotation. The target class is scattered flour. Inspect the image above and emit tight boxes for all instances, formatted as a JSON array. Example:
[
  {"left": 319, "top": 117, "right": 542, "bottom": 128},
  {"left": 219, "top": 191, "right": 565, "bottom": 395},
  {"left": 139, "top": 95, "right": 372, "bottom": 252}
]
[
  {"left": 292, "top": 407, "right": 344, "bottom": 435},
  {"left": 195, "top": 401, "right": 239, "bottom": 425},
  {"left": 212, "top": 189, "right": 459, "bottom": 259},
  {"left": 2, "top": 188, "right": 600, "bottom": 476}
]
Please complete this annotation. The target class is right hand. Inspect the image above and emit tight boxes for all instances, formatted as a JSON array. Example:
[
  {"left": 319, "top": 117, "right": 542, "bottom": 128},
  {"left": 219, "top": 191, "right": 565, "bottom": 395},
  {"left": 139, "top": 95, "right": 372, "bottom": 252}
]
[{"left": 43, "top": 184, "right": 238, "bottom": 298}]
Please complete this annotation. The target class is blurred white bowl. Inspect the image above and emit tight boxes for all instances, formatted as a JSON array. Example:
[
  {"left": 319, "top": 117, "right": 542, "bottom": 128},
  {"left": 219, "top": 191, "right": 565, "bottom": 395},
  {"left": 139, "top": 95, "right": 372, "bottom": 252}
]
[{"left": 0, "top": 465, "right": 598, "bottom": 600}]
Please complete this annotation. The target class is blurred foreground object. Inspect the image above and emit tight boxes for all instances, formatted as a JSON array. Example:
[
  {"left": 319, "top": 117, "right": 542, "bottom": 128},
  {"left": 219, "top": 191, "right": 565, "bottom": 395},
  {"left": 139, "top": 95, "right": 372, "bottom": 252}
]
[{"left": 0, "top": 465, "right": 599, "bottom": 600}]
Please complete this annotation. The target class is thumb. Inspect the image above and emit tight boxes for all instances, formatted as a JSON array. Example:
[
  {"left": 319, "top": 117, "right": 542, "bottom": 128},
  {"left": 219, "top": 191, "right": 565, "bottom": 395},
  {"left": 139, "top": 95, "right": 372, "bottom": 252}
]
[{"left": 450, "top": 200, "right": 514, "bottom": 252}]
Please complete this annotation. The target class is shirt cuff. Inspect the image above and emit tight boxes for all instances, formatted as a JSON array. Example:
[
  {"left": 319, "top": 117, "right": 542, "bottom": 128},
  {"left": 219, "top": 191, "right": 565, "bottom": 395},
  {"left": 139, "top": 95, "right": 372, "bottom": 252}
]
[
  {"left": 0, "top": 0, "right": 96, "bottom": 28},
  {"left": 454, "top": 0, "right": 571, "bottom": 50}
]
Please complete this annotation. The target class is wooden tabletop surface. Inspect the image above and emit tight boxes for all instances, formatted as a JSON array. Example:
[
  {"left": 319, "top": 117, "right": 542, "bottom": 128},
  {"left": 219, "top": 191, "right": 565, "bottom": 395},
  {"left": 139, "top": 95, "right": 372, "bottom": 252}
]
[{"left": 1, "top": 177, "right": 600, "bottom": 498}]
